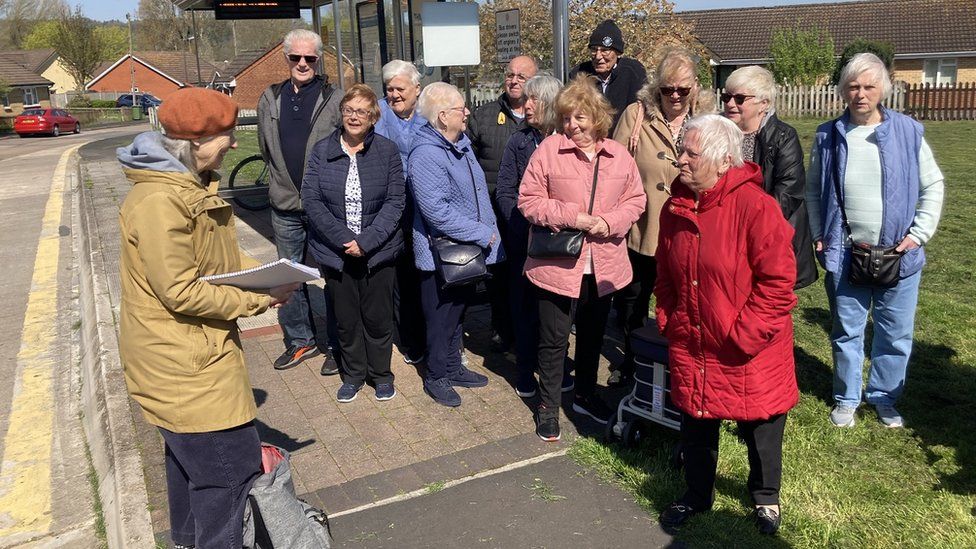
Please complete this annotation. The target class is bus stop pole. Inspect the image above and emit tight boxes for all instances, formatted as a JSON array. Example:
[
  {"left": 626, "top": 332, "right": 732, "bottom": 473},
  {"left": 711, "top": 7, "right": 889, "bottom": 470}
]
[{"left": 552, "top": 0, "right": 569, "bottom": 82}]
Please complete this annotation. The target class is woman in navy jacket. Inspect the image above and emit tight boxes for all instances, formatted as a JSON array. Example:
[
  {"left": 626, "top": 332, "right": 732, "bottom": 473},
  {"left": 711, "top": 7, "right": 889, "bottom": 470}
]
[{"left": 303, "top": 84, "right": 405, "bottom": 404}]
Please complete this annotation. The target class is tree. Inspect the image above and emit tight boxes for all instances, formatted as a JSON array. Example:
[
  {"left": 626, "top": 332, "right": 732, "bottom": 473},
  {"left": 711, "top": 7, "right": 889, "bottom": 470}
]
[
  {"left": 477, "top": 0, "right": 703, "bottom": 84},
  {"left": 52, "top": 6, "right": 105, "bottom": 91},
  {"left": 831, "top": 38, "right": 895, "bottom": 85},
  {"left": 769, "top": 26, "right": 835, "bottom": 86},
  {"left": 96, "top": 25, "right": 129, "bottom": 60},
  {"left": 0, "top": 0, "right": 67, "bottom": 49},
  {"left": 22, "top": 20, "right": 60, "bottom": 49}
]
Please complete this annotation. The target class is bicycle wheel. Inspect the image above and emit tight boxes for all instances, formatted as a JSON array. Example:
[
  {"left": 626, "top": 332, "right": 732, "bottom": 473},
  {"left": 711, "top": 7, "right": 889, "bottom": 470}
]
[{"left": 228, "top": 154, "right": 271, "bottom": 211}]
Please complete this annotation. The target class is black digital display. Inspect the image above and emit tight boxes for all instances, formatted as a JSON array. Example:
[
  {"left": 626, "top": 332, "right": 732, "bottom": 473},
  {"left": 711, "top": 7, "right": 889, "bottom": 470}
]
[{"left": 214, "top": 0, "right": 301, "bottom": 20}]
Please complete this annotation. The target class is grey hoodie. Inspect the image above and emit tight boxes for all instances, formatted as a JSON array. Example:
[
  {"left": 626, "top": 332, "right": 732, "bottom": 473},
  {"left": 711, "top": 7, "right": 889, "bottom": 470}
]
[
  {"left": 117, "top": 131, "right": 190, "bottom": 173},
  {"left": 257, "top": 76, "right": 342, "bottom": 212}
]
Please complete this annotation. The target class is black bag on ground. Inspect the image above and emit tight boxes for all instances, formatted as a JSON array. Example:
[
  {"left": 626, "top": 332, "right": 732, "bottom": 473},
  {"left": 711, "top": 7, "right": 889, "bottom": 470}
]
[{"left": 528, "top": 156, "right": 600, "bottom": 259}]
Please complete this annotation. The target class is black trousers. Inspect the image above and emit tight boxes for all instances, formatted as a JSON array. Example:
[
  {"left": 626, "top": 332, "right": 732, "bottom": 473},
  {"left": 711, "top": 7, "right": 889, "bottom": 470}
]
[
  {"left": 325, "top": 259, "right": 395, "bottom": 385},
  {"left": 394, "top": 249, "right": 427, "bottom": 360},
  {"left": 680, "top": 413, "right": 788, "bottom": 510},
  {"left": 508, "top": 252, "right": 538, "bottom": 386},
  {"left": 616, "top": 249, "right": 657, "bottom": 376},
  {"left": 161, "top": 422, "right": 261, "bottom": 548},
  {"left": 536, "top": 275, "right": 612, "bottom": 420}
]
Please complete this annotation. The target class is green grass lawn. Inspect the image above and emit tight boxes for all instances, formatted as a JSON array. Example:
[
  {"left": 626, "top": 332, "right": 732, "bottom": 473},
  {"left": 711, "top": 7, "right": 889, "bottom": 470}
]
[
  {"left": 219, "top": 129, "right": 260, "bottom": 185},
  {"left": 571, "top": 119, "right": 976, "bottom": 547}
]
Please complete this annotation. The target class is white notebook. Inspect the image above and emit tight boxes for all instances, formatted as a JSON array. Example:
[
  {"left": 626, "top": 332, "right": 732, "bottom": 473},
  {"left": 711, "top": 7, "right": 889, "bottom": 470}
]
[{"left": 201, "top": 258, "right": 321, "bottom": 290}]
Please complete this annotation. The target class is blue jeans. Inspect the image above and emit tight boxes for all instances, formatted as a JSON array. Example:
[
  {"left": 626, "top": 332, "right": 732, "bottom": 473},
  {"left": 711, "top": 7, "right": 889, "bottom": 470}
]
[
  {"left": 270, "top": 208, "right": 338, "bottom": 351},
  {"left": 825, "top": 249, "right": 922, "bottom": 408},
  {"left": 160, "top": 422, "right": 261, "bottom": 548}
]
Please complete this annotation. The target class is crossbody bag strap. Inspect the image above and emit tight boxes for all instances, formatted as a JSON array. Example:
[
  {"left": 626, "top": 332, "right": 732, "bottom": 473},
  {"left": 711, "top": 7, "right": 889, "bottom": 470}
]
[
  {"left": 463, "top": 154, "right": 482, "bottom": 223},
  {"left": 586, "top": 155, "right": 601, "bottom": 215},
  {"left": 830, "top": 126, "right": 853, "bottom": 238}
]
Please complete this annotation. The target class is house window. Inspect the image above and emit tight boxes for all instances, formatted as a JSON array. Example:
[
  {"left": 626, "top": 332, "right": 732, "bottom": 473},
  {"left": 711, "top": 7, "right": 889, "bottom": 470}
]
[
  {"left": 23, "top": 87, "right": 38, "bottom": 105},
  {"left": 923, "top": 58, "right": 957, "bottom": 86}
]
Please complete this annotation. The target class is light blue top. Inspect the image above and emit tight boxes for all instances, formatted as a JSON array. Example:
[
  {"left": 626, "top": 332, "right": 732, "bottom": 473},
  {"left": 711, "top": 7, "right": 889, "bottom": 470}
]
[{"left": 374, "top": 97, "right": 427, "bottom": 176}]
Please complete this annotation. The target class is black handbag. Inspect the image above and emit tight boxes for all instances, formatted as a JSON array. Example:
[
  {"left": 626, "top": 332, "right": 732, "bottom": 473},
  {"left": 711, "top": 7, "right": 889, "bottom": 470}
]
[
  {"left": 428, "top": 157, "right": 491, "bottom": 289},
  {"left": 831, "top": 134, "right": 902, "bottom": 288},
  {"left": 528, "top": 156, "right": 600, "bottom": 259}
]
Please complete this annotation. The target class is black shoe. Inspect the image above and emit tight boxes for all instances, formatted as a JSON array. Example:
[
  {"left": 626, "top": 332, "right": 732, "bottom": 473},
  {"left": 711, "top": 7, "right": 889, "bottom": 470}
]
[
  {"left": 572, "top": 394, "right": 613, "bottom": 425},
  {"left": 320, "top": 356, "right": 339, "bottom": 376},
  {"left": 490, "top": 332, "right": 511, "bottom": 353},
  {"left": 754, "top": 506, "right": 781, "bottom": 535},
  {"left": 658, "top": 501, "right": 701, "bottom": 531},
  {"left": 536, "top": 416, "right": 561, "bottom": 442},
  {"left": 273, "top": 345, "right": 321, "bottom": 370}
]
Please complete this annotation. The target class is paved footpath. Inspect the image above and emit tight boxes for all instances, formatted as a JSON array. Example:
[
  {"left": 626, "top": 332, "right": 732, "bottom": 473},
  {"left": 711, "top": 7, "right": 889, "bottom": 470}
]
[
  {"left": 78, "top": 132, "right": 674, "bottom": 548},
  {"left": 0, "top": 126, "right": 152, "bottom": 548}
]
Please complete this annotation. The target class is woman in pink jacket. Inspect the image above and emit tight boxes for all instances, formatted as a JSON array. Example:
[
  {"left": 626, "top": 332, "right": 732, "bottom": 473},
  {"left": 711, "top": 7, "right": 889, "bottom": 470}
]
[{"left": 518, "top": 75, "right": 646, "bottom": 441}]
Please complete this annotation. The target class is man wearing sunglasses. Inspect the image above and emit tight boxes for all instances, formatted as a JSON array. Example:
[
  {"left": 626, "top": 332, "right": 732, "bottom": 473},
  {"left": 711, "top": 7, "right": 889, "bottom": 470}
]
[
  {"left": 257, "top": 29, "right": 342, "bottom": 373},
  {"left": 569, "top": 19, "right": 647, "bottom": 132}
]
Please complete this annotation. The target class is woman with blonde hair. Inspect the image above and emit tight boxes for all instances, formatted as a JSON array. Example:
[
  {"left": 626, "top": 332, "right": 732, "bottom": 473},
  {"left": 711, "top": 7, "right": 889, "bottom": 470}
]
[
  {"left": 518, "top": 74, "right": 645, "bottom": 440},
  {"left": 609, "top": 48, "right": 713, "bottom": 387}
]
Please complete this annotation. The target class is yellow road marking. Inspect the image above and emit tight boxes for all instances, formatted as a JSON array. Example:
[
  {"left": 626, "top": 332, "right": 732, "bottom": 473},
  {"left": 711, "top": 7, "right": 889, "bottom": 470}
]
[{"left": 0, "top": 145, "right": 80, "bottom": 537}]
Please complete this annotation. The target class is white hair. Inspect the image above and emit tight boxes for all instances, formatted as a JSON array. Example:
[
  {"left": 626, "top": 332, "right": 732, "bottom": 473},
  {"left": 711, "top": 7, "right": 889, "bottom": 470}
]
[
  {"left": 725, "top": 65, "right": 777, "bottom": 105},
  {"left": 417, "top": 82, "right": 462, "bottom": 125},
  {"left": 160, "top": 134, "right": 198, "bottom": 176},
  {"left": 836, "top": 52, "right": 892, "bottom": 99},
  {"left": 283, "top": 29, "right": 323, "bottom": 56},
  {"left": 382, "top": 59, "right": 421, "bottom": 87},
  {"left": 685, "top": 114, "right": 744, "bottom": 168},
  {"left": 524, "top": 75, "right": 563, "bottom": 133}
]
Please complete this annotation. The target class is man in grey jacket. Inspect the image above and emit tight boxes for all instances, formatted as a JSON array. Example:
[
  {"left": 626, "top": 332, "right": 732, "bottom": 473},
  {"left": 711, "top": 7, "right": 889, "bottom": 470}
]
[{"left": 258, "top": 29, "right": 342, "bottom": 372}]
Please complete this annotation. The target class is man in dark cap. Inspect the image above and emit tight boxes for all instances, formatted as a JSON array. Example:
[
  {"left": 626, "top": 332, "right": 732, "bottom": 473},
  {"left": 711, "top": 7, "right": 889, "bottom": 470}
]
[{"left": 570, "top": 19, "right": 647, "bottom": 131}]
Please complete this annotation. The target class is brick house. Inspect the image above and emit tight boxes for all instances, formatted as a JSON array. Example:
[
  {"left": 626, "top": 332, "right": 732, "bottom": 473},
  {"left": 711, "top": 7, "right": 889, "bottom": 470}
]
[
  {"left": 230, "top": 42, "right": 356, "bottom": 110},
  {"left": 678, "top": 0, "right": 976, "bottom": 88},
  {"left": 0, "top": 49, "right": 76, "bottom": 94},
  {"left": 87, "top": 51, "right": 218, "bottom": 100},
  {"left": 0, "top": 54, "right": 53, "bottom": 115}
]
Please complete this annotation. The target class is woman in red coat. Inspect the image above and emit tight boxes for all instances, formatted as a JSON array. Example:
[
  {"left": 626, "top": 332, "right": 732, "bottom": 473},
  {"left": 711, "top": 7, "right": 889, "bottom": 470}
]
[{"left": 655, "top": 114, "right": 798, "bottom": 536}]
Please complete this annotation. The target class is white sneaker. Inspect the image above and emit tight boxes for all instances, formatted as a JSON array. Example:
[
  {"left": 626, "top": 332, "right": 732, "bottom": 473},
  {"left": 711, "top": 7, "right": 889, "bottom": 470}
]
[
  {"left": 875, "top": 404, "right": 904, "bottom": 428},
  {"left": 829, "top": 405, "right": 856, "bottom": 427}
]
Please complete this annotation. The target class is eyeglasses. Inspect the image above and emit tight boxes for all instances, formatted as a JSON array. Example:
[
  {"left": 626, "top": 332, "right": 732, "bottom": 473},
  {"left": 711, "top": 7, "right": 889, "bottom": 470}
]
[
  {"left": 677, "top": 146, "right": 702, "bottom": 159},
  {"left": 287, "top": 54, "right": 319, "bottom": 64},
  {"left": 342, "top": 107, "right": 370, "bottom": 119},
  {"left": 720, "top": 93, "right": 756, "bottom": 105},
  {"left": 660, "top": 86, "right": 692, "bottom": 97},
  {"left": 442, "top": 106, "right": 467, "bottom": 115},
  {"left": 505, "top": 72, "right": 530, "bottom": 83}
]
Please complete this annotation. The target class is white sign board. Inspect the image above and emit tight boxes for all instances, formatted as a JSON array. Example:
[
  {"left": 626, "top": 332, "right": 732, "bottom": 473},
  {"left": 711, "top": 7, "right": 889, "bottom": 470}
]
[
  {"left": 421, "top": 2, "right": 481, "bottom": 67},
  {"left": 495, "top": 9, "right": 520, "bottom": 64}
]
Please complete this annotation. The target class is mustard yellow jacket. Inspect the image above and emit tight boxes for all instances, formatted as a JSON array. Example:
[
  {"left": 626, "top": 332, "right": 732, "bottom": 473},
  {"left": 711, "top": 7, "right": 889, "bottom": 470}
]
[{"left": 118, "top": 164, "right": 271, "bottom": 433}]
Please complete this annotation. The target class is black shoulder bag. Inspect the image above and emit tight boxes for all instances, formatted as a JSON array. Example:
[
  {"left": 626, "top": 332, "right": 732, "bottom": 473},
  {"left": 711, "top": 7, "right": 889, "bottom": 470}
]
[
  {"left": 428, "top": 156, "right": 491, "bottom": 290},
  {"left": 831, "top": 133, "right": 902, "bottom": 288},
  {"left": 528, "top": 155, "right": 600, "bottom": 259}
]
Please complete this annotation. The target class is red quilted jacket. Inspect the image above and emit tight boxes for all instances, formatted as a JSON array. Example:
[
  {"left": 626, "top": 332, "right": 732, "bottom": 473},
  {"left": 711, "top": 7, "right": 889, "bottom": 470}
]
[{"left": 655, "top": 162, "right": 799, "bottom": 421}]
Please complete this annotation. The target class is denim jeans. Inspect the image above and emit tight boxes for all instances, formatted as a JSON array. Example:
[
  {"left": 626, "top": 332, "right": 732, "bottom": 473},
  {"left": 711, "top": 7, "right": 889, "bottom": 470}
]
[
  {"left": 160, "top": 422, "right": 261, "bottom": 548},
  {"left": 270, "top": 208, "right": 338, "bottom": 351},
  {"left": 825, "top": 249, "right": 922, "bottom": 408}
]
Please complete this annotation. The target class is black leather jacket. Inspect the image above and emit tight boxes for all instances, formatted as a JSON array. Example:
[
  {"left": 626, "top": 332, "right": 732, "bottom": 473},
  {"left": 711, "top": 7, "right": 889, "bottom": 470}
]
[{"left": 754, "top": 113, "right": 818, "bottom": 289}]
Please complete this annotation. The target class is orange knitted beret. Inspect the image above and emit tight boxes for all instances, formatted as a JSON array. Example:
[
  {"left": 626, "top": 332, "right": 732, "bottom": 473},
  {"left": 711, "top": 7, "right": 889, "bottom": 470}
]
[{"left": 158, "top": 87, "right": 238, "bottom": 140}]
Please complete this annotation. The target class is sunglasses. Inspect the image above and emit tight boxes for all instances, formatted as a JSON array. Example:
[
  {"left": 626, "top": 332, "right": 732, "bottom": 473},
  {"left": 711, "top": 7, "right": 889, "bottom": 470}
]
[
  {"left": 720, "top": 93, "right": 756, "bottom": 105},
  {"left": 660, "top": 86, "right": 692, "bottom": 97},
  {"left": 287, "top": 54, "right": 319, "bottom": 64}
]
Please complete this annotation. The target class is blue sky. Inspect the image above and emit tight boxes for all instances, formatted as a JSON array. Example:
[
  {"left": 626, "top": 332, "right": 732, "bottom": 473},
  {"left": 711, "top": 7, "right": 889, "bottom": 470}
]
[{"left": 75, "top": 0, "right": 830, "bottom": 22}]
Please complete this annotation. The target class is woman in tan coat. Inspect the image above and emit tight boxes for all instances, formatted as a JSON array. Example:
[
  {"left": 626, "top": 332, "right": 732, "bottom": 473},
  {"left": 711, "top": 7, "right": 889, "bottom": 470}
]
[
  {"left": 610, "top": 48, "right": 714, "bottom": 386},
  {"left": 117, "top": 88, "right": 295, "bottom": 549}
]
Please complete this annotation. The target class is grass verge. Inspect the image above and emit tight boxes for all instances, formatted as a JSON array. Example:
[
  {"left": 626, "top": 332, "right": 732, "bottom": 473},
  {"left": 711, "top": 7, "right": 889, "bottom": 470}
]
[{"left": 570, "top": 119, "right": 976, "bottom": 548}]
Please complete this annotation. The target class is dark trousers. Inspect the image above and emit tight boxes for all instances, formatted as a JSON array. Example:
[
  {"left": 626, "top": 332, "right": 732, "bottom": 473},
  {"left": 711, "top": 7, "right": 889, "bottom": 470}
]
[
  {"left": 325, "top": 259, "right": 395, "bottom": 385},
  {"left": 394, "top": 248, "right": 427, "bottom": 360},
  {"left": 160, "top": 422, "right": 261, "bottom": 548},
  {"left": 680, "top": 413, "right": 787, "bottom": 510},
  {"left": 536, "top": 275, "right": 612, "bottom": 419},
  {"left": 508, "top": 253, "right": 538, "bottom": 386},
  {"left": 616, "top": 250, "right": 657, "bottom": 376},
  {"left": 486, "top": 262, "right": 514, "bottom": 343},
  {"left": 419, "top": 270, "right": 473, "bottom": 381}
]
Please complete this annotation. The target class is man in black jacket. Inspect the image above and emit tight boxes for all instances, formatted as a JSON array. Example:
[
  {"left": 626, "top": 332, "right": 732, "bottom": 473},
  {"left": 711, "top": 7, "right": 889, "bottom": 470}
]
[
  {"left": 570, "top": 19, "right": 647, "bottom": 132},
  {"left": 467, "top": 54, "right": 538, "bottom": 351}
]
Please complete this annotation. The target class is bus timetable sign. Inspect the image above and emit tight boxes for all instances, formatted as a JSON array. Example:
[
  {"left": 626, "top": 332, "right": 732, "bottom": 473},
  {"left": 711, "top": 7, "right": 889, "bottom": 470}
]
[{"left": 214, "top": 0, "right": 300, "bottom": 20}]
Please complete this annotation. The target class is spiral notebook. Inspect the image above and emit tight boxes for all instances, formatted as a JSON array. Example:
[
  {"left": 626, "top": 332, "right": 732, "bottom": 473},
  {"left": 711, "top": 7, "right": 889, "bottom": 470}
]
[{"left": 201, "top": 258, "right": 320, "bottom": 290}]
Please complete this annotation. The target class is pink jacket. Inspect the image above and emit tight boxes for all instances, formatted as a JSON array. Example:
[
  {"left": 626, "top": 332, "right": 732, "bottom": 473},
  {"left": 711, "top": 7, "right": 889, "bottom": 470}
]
[{"left": 518, "top": 134, "right": 646, "bottom": 298}]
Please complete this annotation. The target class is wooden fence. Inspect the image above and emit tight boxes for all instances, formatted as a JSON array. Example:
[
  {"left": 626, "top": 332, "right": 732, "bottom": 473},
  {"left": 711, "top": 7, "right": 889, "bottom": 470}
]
[
  {"left": 716, "top": 84, "right": 907, "bottom": 119},
  {"left": 903, "top": 82, "right": 976, "bottom": 121}
]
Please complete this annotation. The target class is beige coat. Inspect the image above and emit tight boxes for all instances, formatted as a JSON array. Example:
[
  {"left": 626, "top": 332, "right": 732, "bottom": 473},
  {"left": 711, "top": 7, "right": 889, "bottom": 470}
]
[
  {"left": 118, "top": 168, "right": 271, "bottom": 433},
  {"left": 612, "top": 102, "right": 681, "bottom": 256}
]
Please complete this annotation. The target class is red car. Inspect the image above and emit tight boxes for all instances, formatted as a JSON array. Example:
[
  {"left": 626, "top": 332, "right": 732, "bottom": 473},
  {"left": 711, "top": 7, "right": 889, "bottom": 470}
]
[{"left": 14, "top": 108, "right": 81, "bottom": 137}]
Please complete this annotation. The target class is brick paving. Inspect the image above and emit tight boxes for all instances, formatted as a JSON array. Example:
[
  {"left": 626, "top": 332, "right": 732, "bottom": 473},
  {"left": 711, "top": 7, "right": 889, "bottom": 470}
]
[{"left": 79, "top": 137, "right": 630, "bottom": 542}]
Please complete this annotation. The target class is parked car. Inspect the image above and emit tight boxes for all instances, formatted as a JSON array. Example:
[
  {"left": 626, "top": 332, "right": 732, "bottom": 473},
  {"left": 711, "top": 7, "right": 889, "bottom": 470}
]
[
  {"left": 115, "top": 93, "right": 162, "bottom": 109},
  {"left": 14, "top": 108, "right": 81, "bottom": 137}
]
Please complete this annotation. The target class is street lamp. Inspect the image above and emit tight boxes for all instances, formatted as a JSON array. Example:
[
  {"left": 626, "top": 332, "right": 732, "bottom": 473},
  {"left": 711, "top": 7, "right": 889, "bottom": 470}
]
[{"left": 126, "top": 13, "right": 135, "bottom": 108}]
